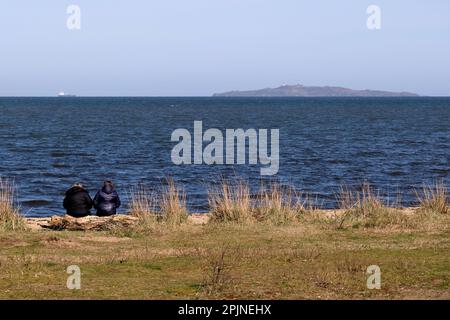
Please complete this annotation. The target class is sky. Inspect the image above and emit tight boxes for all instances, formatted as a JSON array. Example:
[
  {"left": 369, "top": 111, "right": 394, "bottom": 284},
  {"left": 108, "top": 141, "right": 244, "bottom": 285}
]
[{"left": 0, "top": 0, "right": 449, "bottom": 96}]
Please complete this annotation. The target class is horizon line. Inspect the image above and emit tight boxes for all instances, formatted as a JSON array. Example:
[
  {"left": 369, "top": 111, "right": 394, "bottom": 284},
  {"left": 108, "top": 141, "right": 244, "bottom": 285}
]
[{"left": 3, "top": 95, "right": 450, "bottom": 98}]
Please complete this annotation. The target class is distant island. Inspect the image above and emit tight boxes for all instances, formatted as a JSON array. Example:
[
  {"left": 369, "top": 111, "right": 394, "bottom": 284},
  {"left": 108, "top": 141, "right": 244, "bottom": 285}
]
[{"left": 213, "top": 84, "right": 419, "bottom": 97}]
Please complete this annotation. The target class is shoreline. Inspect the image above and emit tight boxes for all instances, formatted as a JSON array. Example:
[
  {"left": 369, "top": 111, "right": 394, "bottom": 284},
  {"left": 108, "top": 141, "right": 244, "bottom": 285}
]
[{"left": 24, "top": 207, "right": 422, "bottom": 231}]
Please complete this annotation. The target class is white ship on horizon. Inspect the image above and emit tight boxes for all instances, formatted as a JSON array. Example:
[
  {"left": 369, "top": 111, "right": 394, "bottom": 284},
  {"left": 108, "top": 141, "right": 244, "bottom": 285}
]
[{"left": 57, "top": 91, "right": 76, "bottom": 97}]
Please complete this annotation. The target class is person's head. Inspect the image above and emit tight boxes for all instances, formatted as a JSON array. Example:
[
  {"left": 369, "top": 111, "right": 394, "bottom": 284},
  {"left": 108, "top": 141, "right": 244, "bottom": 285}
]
[
  {"left": 102, "top": 180, "right": 115, "bottom": 192},
  {"left": 72, "top": 183, "right": 84, "bottom": 189},
  {"left": 66, "top": 183, "right": 85, "bottom": 195}
]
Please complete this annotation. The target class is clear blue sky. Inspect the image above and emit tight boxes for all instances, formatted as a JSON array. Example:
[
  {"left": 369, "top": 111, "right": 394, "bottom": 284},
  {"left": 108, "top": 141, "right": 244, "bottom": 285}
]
[{"left": 0, "top": 0, "right": 449, "bottom": 96}]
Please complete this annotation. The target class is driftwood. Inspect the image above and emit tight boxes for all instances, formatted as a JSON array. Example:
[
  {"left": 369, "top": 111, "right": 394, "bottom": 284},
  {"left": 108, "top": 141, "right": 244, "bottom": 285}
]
[
  {"left": 25, "top": 214, "right": 210, "bottom": 231},
  {"left": 26, "top": 214, "right": 139, "bottom": 231}
]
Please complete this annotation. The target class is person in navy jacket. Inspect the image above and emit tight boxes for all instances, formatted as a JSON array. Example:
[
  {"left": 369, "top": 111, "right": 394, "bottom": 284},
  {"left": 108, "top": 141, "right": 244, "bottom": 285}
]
[{"left": 93, "top": 180, "right": 121, "bottom": 216}]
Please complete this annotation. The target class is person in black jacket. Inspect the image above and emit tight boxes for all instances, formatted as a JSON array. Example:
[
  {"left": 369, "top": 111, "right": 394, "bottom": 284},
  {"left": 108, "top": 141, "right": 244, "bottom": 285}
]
[
  {"left": 63, "top": 183, "right": 93, "bottom": 217},
  {"left": 93, "top": 180, "right": 121, "bottom": 216}
]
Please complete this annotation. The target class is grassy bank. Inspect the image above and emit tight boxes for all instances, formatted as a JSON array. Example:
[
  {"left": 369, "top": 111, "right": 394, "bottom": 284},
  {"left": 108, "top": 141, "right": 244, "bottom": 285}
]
[
  {"left": 0, "top": 178, "right": 448, "bottom": 299},
  {"left": 0, "top": 217, "right": 449, "bottom": 299}
]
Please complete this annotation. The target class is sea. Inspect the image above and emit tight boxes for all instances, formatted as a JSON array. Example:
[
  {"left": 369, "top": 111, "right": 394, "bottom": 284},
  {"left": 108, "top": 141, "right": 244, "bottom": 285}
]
[{"left": 0, "top": 97, "right": 448, "bottom": 216}]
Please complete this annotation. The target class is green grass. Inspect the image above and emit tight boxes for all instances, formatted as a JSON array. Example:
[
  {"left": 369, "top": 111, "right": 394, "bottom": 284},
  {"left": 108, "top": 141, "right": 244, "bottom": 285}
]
[
  {"left": 2, "top": 178, "right": 447, "bottom": 299},
  {"left": 1, "top": 217, "right": 449, "bottom": 300}
]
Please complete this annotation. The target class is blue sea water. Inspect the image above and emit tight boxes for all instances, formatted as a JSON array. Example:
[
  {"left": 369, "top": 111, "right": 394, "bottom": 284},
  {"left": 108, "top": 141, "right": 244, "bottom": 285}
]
[{"left": 0, "top": 97, "right": 448, "bottom": 216}]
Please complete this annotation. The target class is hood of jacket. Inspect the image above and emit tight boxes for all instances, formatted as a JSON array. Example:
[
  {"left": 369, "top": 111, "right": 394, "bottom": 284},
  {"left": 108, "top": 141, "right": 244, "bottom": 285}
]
[
  {"left": 65, "top": 186, "right": 87, "bottom": 197},
  {"left": 101, "top": 184, "right": 115, "bottom": 194}
]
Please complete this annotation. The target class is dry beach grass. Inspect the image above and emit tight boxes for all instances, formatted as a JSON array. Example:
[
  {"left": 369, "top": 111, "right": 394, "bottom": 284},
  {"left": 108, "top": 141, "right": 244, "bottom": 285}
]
[
  {"left": 0, "top": 177, "right": 448, "bottom": 299},
  {"left": 0, "top": 178, "right": 25, "bottom": 231}
]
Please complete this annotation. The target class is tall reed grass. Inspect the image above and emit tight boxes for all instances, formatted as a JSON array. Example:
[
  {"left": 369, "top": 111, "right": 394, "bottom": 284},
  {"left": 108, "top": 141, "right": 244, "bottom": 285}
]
[
  {"left": 336, "top": 182, "right": 414, "bottom": 229},
  {"left": 254, "top": 183, "right": 305, "bottom": 224},
  {"left": 415, "top": 180, "right": 448, "bottom": 214},
  {"left": 160, "top": 178, "right": 188, "bottom": 225},
  {"left": 338, "top": 183, "right": 385, "bottom": 219},
  {"left": 209, "top": 180, "right": 253, "bottom": 223},
  {"left": 128, "top": 184, "right": 158, "bottom": 225},
  {"left": 4, "top": 175, "right": 448, "bottom": 232},
  {"left": 0, "top": 178, "right": 24, "bottom": 231},
  {"left": 128, "top": 179, "right": 188, "bottom": 228},
  {"left": 208, "top": 180, "right": 312, "bottom": 224}
]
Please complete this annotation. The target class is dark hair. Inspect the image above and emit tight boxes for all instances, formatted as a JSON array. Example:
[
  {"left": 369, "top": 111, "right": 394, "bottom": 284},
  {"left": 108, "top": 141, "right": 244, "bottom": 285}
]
[{"left": 103, "top": 180, "right": 114, "bottom": 189}]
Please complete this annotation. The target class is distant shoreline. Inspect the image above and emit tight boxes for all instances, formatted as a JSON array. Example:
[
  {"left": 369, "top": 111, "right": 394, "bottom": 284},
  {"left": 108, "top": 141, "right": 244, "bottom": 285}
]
[
  {"left": 213, "top": 84, "right": 419, "bottom": 97},
  {"left": 4, "top": 96, "right": 450, "bottom": 98}
]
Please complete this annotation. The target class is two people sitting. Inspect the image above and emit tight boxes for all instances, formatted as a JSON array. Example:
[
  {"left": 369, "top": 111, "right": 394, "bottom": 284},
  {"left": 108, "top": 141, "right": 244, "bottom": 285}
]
[{"left": 63, "top": 180, "right": 121, "bottom": 218}]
